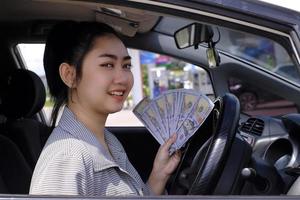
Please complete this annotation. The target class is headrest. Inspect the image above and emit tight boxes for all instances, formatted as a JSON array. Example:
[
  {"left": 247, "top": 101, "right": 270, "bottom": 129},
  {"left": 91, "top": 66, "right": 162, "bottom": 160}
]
[{"left": 2, "top": 69, "right": 46, "bottom": 119}]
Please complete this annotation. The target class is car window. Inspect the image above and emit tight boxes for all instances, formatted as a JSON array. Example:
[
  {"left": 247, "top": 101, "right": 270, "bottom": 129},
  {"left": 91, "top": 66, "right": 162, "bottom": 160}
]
[
  {"left": 16, "top": 43, "right": 214, "bottom": 126},
  {"left": 217, "top": 27, "right": 300, "bottom": 85},
  {"left": 228, "top": 77, "right": 298, "bottom": 116}
]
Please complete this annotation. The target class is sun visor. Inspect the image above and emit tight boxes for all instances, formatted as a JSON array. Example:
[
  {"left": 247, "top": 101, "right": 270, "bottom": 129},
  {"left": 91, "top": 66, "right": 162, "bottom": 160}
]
[{"left": 96, "top": 11, "right": 139, "bottom": 37}]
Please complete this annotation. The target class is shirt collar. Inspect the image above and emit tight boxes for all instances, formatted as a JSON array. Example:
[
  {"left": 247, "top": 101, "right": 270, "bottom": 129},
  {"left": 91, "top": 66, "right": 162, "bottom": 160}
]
[{"left": 58, "top": 106, "right": 127, "bottom": 171}]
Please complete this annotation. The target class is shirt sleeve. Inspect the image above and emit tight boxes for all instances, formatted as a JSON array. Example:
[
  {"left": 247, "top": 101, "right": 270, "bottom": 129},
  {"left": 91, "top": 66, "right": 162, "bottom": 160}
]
[{"left": 30, "top": 152, "right": 93, "bottom": 196}]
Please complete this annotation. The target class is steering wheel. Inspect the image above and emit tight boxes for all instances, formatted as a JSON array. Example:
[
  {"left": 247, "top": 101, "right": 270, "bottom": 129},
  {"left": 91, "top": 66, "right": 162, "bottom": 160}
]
[{"left": 169, "top": 93, "right": 240, "bottom": 195}]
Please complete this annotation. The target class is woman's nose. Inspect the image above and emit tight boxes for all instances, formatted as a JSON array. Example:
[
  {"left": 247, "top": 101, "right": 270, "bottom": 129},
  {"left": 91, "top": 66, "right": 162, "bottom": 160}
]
[{"left": 113, "top": 68, "right": 131, "bottom": 84}]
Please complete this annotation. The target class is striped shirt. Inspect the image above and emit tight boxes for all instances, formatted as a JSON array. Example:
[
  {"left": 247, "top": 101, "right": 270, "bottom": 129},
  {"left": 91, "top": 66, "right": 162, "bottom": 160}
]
[{"left": 29, "top": 107, "right": 151, "bottom": 196}]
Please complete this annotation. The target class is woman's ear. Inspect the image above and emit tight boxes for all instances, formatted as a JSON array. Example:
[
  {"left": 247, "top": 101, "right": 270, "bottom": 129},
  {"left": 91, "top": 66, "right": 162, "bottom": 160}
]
[{"left": 59, "top": 63, "right": 76, "bottom": 88}]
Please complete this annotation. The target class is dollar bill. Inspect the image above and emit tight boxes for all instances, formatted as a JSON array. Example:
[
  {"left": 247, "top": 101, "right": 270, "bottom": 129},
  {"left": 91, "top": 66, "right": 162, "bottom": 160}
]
[{"left": 133, "top": 89, "right": 214, "bottom": 153}]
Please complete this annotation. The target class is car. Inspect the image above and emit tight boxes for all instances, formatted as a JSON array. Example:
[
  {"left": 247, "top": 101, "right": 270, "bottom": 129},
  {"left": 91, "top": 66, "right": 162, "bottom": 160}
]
[{"left": 1, "top": 0, "right": 300, "bottom": 199}]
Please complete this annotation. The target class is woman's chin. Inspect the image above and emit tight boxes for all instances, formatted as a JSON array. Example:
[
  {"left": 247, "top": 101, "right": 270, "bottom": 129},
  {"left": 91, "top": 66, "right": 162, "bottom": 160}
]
[{"left": 108, "top": 105, "right": 124, "bottom": 114}]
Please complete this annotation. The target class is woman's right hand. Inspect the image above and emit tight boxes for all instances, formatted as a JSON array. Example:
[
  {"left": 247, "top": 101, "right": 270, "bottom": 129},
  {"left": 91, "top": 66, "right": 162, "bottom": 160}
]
[{"left": 147, "top": 134, "right": 181, "bottom": 195}]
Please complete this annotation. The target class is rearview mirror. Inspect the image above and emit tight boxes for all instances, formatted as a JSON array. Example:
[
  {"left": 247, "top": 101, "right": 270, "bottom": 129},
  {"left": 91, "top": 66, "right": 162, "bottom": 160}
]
[
  {"left": 174, "top": 23, "right": 220, "bottom": 68},
  {"left": 174, "top": 23, "right": 213, "bottom": 49}
]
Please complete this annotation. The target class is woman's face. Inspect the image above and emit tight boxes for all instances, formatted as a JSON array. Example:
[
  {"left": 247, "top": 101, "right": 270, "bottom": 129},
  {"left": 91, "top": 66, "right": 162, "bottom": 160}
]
[{"left": 73, "top": 34, "right": 134, "bottom": 116}]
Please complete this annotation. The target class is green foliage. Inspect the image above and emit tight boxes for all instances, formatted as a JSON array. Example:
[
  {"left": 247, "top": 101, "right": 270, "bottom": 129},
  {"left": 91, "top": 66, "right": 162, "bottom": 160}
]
[{"left": 142, "top": 64, "right": 150, "bottom": 96}]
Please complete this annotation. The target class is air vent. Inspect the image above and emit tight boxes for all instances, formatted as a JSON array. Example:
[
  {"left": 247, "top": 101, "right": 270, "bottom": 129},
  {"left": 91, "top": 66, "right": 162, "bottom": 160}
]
[{"left": 240, "top": 118, "right": 264, "bottom": 136}]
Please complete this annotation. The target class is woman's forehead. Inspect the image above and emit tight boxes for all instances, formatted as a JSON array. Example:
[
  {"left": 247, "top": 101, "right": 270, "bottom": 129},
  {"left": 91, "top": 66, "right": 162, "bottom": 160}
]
[{"left": 91, "top": 35, "right": 128, "bottom": 57}]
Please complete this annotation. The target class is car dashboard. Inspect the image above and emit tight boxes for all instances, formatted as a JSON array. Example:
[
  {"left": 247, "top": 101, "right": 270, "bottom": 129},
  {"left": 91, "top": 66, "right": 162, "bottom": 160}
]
[{"left": 237, "top": 113, "right": 300, "bottom": 194}]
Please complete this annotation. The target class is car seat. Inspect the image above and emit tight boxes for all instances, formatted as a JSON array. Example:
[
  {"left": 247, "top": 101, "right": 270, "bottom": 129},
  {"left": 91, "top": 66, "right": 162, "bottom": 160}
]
[
  {"left": 1, "top": 69, "right": 52, "bottom": 169},
  {"left": 0, "top": 134, "right": 32, "bottom": 194}
]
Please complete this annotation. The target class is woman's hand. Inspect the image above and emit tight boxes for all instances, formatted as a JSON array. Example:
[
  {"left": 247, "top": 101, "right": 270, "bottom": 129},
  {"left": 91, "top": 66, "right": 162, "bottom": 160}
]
[{"left": 147, "top": 134, "right": 181, "bottom": 195}]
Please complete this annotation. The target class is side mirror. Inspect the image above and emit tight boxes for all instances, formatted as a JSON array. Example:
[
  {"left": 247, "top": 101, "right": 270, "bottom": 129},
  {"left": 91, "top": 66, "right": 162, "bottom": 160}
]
[
  {"left": 174, "top": 23, "right": 220, "bottom": 68},
  {"left": 174, "top": 23, "right": 213, "bottom": 49}
]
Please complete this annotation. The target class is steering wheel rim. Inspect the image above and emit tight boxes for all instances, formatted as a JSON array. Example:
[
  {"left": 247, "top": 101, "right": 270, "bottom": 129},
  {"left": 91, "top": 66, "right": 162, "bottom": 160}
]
[{"left": 170, "top": 93, "right": 240, "bottom": 195}]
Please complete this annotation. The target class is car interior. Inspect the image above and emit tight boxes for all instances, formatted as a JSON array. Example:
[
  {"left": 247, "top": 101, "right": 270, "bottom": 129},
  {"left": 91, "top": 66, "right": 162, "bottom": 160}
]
[{"left": 1, "top": 0, "right": 300, "bottom": 197}]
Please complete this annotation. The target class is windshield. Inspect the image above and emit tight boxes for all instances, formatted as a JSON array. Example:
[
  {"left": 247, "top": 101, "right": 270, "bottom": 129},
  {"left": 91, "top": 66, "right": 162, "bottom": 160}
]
[{"left": 216, "top": 27, "right": 300, "bottom": 85}]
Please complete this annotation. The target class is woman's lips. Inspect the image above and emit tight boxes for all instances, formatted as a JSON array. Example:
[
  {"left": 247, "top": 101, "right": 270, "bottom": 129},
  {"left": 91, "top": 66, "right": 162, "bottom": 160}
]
[{"left": 108, "top": 90, "right": 126, "bottom": 102}]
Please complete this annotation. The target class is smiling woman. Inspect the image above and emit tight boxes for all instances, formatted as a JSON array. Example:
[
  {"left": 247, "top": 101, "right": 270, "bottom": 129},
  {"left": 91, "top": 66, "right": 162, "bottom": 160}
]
[
  {"left": 28, "top": 20, "right": 182, "bottom": 197},
  {"left": 1, "top": 0, "right": 300, "bottom": 199}
]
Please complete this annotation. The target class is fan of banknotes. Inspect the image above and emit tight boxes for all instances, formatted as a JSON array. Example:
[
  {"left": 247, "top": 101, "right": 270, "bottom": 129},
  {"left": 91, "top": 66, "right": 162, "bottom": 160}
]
[{"left": 133, "top": 89, "right": 214, "bottom": 153}]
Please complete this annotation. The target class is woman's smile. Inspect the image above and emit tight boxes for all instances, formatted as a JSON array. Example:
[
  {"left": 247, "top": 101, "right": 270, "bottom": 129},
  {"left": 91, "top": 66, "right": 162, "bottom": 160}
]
[{"left": 108, "top": 89, "right": 127, "bottom": 102}]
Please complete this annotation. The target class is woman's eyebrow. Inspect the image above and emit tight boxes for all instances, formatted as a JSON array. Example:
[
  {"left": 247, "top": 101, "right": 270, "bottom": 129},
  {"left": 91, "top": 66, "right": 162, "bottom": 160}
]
[
  {"left": 98, "top": 54, "right": 131, "bottom": 61},
  {"left": 98, "top": 54, "right": 117, "bottom": 59},
  {"left": 123, "top": 55, "right": 131, "bottom": 61}
]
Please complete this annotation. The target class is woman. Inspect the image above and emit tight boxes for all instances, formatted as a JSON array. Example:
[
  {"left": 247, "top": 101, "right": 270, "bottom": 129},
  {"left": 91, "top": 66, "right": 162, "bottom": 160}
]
[{"left": 29, "top": 21, "right": 181, "bottom": 196}]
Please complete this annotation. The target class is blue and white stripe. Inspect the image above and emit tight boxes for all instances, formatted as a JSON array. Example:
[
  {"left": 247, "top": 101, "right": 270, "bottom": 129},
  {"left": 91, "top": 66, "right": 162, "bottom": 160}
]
[{"left": 30, "top": 107, "right": 151, "bottom": 196}]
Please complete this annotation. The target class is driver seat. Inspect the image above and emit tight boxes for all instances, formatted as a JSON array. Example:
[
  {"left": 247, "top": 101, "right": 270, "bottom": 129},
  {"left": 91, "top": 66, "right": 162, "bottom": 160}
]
[
  {"left": 0, "top": 134, "right": 32, "bottom": 193},
  {"left": 1, "top": 69, "right": 51, "bottom": 169}
]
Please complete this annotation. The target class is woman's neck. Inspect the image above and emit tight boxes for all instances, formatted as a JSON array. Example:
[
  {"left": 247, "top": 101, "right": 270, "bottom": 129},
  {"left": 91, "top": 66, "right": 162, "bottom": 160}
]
[{"left": 67, "top": 103, "right": 108, "bottom": 149}]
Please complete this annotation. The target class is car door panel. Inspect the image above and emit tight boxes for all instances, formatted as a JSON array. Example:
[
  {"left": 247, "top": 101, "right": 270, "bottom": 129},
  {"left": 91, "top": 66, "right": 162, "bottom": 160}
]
[{"left": 107, "top": 127, "right": 159, "bottom": 182}]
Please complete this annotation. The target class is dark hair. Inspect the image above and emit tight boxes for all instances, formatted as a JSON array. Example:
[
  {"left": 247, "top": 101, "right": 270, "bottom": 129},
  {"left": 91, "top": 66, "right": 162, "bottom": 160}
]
[{"left": 44, "top": 21, "right": 118, "bottom": 128}]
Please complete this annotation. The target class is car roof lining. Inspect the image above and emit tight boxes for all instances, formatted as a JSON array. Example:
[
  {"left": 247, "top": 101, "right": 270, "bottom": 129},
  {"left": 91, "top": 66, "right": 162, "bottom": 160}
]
[
  {"left": 1, "top": 0, "right": 297, "bottom": 48},
  {"left": 0, "top": 0, "right": 161, "bottom": 37},
  {"left": 1, "top": 0, "right": 298, "bottom": 69}
]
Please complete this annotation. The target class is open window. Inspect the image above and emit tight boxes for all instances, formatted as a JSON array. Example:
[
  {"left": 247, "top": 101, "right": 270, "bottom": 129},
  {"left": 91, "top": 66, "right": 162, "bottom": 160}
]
[{"left": 16, "top": 44, "right": 215, "bottom": 126}]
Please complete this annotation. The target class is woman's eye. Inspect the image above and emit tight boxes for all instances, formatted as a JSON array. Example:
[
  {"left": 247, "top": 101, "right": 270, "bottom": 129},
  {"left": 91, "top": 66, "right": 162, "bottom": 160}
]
[
  {"left": 100, "top": 63, "right": 114, "bottom": 68},
  {"left": 123, "top": 63, "right": 132, "bottom": 70}
]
